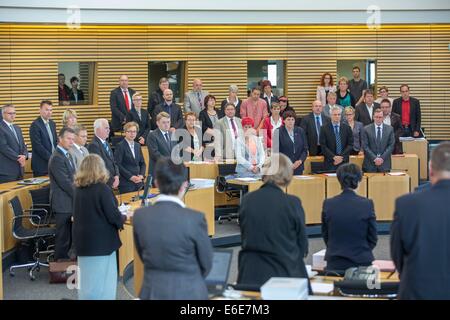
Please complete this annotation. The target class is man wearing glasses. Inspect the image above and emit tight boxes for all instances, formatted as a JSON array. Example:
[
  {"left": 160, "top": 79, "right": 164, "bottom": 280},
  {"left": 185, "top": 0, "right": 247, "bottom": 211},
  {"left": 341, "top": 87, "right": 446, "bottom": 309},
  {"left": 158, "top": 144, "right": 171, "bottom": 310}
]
[{"left": 0, "top": 104, "right": 28, "bottom": 183}]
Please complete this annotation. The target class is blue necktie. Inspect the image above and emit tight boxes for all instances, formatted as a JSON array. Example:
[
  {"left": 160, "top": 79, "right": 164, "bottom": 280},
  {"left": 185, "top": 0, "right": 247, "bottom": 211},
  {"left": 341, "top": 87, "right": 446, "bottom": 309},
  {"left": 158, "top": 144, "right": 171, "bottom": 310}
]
[
  {"left": 103, "top": 141, "right": 112, "bottom": 157},
  {"left": 315, "top": 116, "right": 321, "bottom": 145},
  {"left": 334, "top": 125, "right": 342, "bottom": 154}
]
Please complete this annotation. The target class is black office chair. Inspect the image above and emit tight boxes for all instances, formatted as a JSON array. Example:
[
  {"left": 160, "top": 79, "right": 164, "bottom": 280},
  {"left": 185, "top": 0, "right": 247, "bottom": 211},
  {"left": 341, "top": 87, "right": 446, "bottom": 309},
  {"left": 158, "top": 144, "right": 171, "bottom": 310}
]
[
  {"left": 215, "top": 163, "right": 241, "bottom": 224},
  {"left": 28, "top": 186, "right": 54, "bottom": 226},
  {"left": 8, "top": 196, "right": 56, "bottom": 280}
]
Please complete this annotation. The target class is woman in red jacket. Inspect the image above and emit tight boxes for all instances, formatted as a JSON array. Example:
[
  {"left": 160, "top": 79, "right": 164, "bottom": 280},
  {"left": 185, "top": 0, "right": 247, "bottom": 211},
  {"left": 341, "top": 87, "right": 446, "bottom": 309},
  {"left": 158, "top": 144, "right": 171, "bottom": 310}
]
[{"left": 262, "top": 102, "right": 283, "bottom": 149}]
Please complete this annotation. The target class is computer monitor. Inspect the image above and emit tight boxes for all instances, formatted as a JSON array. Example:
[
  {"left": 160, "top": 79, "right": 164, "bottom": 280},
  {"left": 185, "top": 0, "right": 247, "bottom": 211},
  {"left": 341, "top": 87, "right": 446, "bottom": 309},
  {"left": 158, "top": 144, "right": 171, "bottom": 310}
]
[
  {"left": 141, "top": 175, "right": 153, "bottom": 206},
  {"left": 205, "top": 249, "right": 233, "bottom": 296}
]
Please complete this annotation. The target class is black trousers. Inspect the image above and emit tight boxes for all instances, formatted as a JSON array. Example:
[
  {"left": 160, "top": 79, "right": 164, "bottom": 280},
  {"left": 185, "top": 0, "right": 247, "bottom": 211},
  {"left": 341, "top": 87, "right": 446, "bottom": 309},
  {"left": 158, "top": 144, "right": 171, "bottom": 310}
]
[{"left": 54, "top": 213, "right": 72, "bottom": 260}]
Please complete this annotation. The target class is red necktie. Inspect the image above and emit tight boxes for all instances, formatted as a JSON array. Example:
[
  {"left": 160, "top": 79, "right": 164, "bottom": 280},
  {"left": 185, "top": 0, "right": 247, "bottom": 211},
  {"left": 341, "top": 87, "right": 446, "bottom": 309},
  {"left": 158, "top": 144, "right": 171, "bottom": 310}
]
[
  {"left": 230, "top": 118, "right": 238, "bottom": 139},
  {"left": 123, "top": 90, "right": 130, "bottom": 112}
]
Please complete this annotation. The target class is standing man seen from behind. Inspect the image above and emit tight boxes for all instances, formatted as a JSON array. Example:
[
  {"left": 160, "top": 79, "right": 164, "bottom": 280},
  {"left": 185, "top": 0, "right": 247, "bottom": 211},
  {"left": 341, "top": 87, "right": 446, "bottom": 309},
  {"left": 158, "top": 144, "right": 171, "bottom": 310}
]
[
  {"left": 184, "top": 78, "right": 209, "bottom": 116},
  {"left": 133, "top": 159, "right": 213, "bottom": 300},
  {"left": 392, "top": 84, "right": 422, "bottom": 138},
  {"left": 110, "top": 74, "right": 135, "bottom": 132},
  {"left": 29, "top": 100, "right": 58, "bottom": 177},
  {"left": 361, "top": 109, "right": 395, "bottom": 173},
  {"left": 0, "top": 104, "right": 27, "bottom": 183},
  {"left": 48, "top": 127, "right": 76, "bottom": 261},
  {"left": 320, "top": 106, "right": 354, "bottom": 171},
  {"left": 391, "top": 142, "right": 450, "bottom": 299},
  {"left": 87, "top": 119, "right": 119, "bottom": 189}
]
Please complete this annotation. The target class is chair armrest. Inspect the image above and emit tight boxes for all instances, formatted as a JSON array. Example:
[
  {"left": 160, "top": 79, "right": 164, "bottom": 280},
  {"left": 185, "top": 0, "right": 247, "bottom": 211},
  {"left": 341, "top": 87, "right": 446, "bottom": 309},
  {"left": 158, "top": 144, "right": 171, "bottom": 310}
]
[
  {"left": 24, "top": 208, "right": 52, "bottom": 226},
  {"left": 12, "top": 214, "right": 43, "bottom": 240}
]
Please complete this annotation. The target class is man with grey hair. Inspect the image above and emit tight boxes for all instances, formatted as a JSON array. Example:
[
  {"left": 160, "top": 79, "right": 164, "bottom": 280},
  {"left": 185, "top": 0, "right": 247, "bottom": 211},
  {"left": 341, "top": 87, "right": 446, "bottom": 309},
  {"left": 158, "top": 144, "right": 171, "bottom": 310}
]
[
  {"left": 391, "top": 142, "right": 450, "bottom": 299},
  {"left": 320, "top": 105, "right": 354, "bottom": 171},
  {"left": 87, "top": 119, "right": 119, "bottom": 188},
  {"left": 68, "top": 124, "right": 89, "bottom": 169},
  {"left": 221, "top": 84, "right": 241, "bottom": 117},
  {"left": 184, "top": 78, "right": 209, "bottom": 116},
  {"left": 0, "top": 104, "right": 28, "bottom": 183}
]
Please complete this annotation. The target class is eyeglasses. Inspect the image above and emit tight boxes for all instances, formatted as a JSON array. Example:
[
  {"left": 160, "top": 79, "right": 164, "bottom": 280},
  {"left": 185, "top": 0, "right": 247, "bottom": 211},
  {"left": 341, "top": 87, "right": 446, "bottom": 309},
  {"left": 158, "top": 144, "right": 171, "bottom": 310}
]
[
  {"left": 133, "top": 99, "right": 143, "bottom": 102},
  {"left": 5, "top": 112, "right": 16, "bottom": 115},
  {"left": 126, "top": 130, "right": 137, "bottom": 133}
]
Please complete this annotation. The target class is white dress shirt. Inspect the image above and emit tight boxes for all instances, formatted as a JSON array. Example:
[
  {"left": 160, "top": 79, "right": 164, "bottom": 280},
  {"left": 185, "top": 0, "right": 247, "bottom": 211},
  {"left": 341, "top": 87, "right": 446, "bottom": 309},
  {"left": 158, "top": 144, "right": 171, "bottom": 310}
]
[{"left": 155, "top": 194, "right": 186, "bottom": 208}]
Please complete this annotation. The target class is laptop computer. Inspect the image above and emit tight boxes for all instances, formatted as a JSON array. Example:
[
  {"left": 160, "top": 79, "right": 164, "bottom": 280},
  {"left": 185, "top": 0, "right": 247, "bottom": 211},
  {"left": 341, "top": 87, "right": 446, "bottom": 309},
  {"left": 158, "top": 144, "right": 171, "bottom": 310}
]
[{"left": 205, "top": 249, "right": 233, "bottom": 298}]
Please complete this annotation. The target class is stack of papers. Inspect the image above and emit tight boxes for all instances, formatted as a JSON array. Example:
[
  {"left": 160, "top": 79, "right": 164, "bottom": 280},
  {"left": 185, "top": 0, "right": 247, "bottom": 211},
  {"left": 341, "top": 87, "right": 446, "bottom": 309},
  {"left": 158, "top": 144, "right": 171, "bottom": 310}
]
[
  {"left": 18, "top": 178, "right": 49, "bottom": 185},
  {"left": 324, "top": 173, "right": 337, "bottom": 177},
  {"left": 261, "top": 277, "right": 309, "bottom": 300},
  {"left": 311, "top": 282, "right": 334, "bottom": 295},
  {"left": 293, "top": 175, "right": 314, "bottom": 180},
  {"left": 235, "top": 177, "right": 259, "bottom": 182},
  {"left": 312, "top": 249, "right": 327, "bottom": 271},
  {"left": 387, "top": 172, "right": 406, "bottom": 176},
  {"left": 190, "top": 178, "right": 215, "bottom": 189}
]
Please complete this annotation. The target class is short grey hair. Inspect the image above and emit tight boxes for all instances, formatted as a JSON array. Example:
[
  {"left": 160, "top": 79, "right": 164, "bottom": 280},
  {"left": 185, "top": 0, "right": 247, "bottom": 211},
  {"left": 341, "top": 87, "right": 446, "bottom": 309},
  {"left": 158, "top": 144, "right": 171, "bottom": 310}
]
[
  {"left": 229, "top": 85, "right": 238, "bottom": 93},
  {"left": 330, "top": 105, "right": 342, "bottom": 114},
  {"left": 1, "top": 104, "right": 14, "bottom": 114},
  {"left": 93, "top": 118, "right": 108, "bottom": 131}
]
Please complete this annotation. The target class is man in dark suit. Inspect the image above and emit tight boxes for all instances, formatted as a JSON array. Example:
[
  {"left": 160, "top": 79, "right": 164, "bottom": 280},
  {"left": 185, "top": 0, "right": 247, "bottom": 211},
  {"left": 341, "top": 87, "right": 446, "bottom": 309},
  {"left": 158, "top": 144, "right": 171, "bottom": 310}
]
[
  {"left": 392, "top": 84, "right": 422, "bottom": 138},
  {"left": 48, "top": 127, "right": 76, "bottom": 260},
  {"left": 320, "top": 106, "right": 354, "bottom": 171},
  {"left": 87, "top": 119, "right": 119, "bottom": 189},
  {"left": 391, "top": 142, "right": 450, "bottom": 299},
  {"left": 126, "top": 92, "right": 151, "bottom": 145},
  {"left": 114, "top": 122, "right": 146, "bottom": 194},
  {"left": 260, "top": 80, "right": 278, "bottom": 113},
  {"left": 362, "top": 109, "right": 395, "bottom": 173},
  {"left": 29, "top": 100, "right": 58, "bottom": 177},
  {"left": 133, "top": 159, "right": 213, "bottom": 300},
  {"left": 276, "top": 110, "right": 308, "bottom": 175},
  {"left": 110, "top": 74, "right": 136, "bottom": 132},
  {"left": 153, "top": 89, "right": 184, "bottom": 130},
  {"left": 146, "top": 112, "right": 176, "bottom": 181},
  {"left": 147, "top": 77, "right": 172, "bottom": 129},
  {"left": 0, "top": 104, "right": 28, "bottom": 183},
  {"left": 380, "top": 98, "right": 403, "bottom": 154},
  {"left": 355, "top": 89, "right": 380, "bottom": 126},
  {"left": 300, "top": 100, "right": 330, "bottom": 156}
]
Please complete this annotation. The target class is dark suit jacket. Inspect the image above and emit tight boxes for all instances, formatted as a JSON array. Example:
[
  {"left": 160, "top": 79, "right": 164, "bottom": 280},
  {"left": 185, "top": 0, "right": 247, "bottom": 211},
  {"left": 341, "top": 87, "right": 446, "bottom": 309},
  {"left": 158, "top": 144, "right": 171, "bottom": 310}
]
[
  {"left": 320, "top": 122, "right": 354, "bottom": 170},
  {"left": 125, "top": 108, "right": 151, "bottom": 143},
  {"left": 133, "top": 201, "right": 213, "bottom": 300},
  {"left": 238, "top": 182, "right": 309, "bottom": 288},
  {"left": 361, "top": 123, "right": 395, "bottom": 173},
  {"left": 146, "top": 129, "right": 175, "bottom": 178},
  {"left": 0, "top": 121, "right": 27, "bottom": 182},
  {"left": 73, "top": 182, "right": 125, "bottom": 256},
  {"left": 48, "top": 148, "right": 75, "bottom": 214},
  {"left": 390, "top": 112, "right": 403, "bottom": 154},
  {"left": 220, "top": 99, "right": 241, "bottom": 118},
  {"left": 114, "top": 139, "right": 146, "bottom": 194},
  {"left": 87, "top": 136, "right": 119, "bottom": 187},
  {"left": 300, "top": 112, "right": 330, "bottom": 156},
  {"left": 391, "top": 180, "right": 450, "bottom": 299},
  {"left": 198, "top": 108, "right": 224, "bottom": 141},
  {"left": 260, "top": 94, "right": 279, "bottom": 113},
  {"left": 110, "top": 87, "right": 136, "bottom": 131},
  {"left": 29, "top": 117, "right": 57, "bottom": 176},
  {"left": 392, "top": 96, "right": 422, "bottom": 133},
  {"left": 322, "top": 189, "right": 377, "bottom": 270},
  {"left": 355, "top": 103, "right": 381, "bottom": 126},
  {"left": 277, "top": 126, "right": 308, "bottom": 175},
  {"left": 153, "top": 102, "right": 184, "bottom": 129},
  {"left": 69, "top": 89, "right": 84, "bottom": 104}
]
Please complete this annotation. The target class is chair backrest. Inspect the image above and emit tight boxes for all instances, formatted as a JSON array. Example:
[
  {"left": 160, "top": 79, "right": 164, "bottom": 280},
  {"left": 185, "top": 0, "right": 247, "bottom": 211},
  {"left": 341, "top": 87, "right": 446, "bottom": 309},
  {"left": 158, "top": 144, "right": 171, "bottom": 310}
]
[
  {"left": 217, "top": 163, "right": 237, "bottom": 176},
  {"left": 29, "top": 186, "right": 50, "bottom": 224},
  {"left": 8, "top": 196, "right": 27, "bottom": 238}
]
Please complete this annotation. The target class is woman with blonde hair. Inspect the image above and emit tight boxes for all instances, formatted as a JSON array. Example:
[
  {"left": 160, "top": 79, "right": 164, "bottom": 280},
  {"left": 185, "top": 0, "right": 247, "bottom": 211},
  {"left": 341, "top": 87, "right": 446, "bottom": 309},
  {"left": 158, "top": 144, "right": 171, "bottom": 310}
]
[
  {"left": 336, "top": 77, "right": 356, "bottom": 107},
  {"left": 73, "top": 154, "right": 128, "bottom": 300},
  {"left": 62, "top": 108, "right": 78, "bottom": 128}
]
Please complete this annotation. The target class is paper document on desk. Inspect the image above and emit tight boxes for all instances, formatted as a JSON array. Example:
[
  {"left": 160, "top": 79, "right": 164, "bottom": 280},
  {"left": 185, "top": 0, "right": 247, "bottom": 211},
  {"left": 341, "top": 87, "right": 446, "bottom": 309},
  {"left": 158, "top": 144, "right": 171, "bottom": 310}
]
[
  {"left": 190, "top": 178, "right": 215, "bottom": 189},
  {"left": 372, "top": 260, "right": 396, "bottom": 272},
  {"left": 293, "top": 175, "right": 314, "bottom": 180},
  {"left": 235, "top": 177, "right": 259, "bottom": 182},
  {"left": 387, "top": 172, "right": 406, "bottom": 176},
  {"left": 324, "top": 173, "right": 337, "bottom": 177},
  {"left": 311, "top": 282, "right": 334, "bottom": 295},
  {"left": 18, "top": 178, "right": 50, "bottom": 185}
]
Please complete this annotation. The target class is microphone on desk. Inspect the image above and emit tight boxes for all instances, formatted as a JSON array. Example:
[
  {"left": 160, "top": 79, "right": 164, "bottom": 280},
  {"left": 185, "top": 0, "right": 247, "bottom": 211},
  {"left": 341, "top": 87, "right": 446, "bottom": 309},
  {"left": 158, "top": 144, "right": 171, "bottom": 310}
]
[{"left": 132, "top": 176, "right": 146, "bottom": 202}]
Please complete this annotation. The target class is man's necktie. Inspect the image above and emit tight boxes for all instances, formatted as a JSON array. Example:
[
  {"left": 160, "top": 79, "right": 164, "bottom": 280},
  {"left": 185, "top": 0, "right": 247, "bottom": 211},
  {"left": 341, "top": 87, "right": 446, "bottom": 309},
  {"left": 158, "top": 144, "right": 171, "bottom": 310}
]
[
  {"left": 66, "top": 153, "right": 75, "bottom": 170},
  {"left": 334, "top": 125, "right": 342, "bottom": 154},
  {"left": 123, "top": 90, "right": 130, "bottom": 112},
  {"left": 164, "top": 132, "right": 171, "bottom": 148},
  {"left": 197, "top": 92, "right": 202, "bottom": 107},
  {"left": 130, "top": 143, "right": 136, "bottom": 158},
  {"left": 103, "top": 141, "right": 112, "bottom": 157},
  {"left": 376, "top": 126, "right": 382, "bottom": 152},
  {"left": 45, "top": 122, "right": 55, "bottom": 151},
  {"left": 9, "top": 124, "right": 19, "bottom": 144},
  {"left": 230, "top": 118, "right": 238, "bottom": 139},
  {"left": 315, "top": 116, "right": 321, "bottom": 145}
]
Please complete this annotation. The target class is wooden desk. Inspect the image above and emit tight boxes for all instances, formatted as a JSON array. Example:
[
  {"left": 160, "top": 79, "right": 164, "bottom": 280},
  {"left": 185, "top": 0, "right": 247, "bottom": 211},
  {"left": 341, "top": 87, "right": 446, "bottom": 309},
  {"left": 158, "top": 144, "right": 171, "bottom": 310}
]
[
  {"left": 325, "top": 175, "right": 368, "bottom": 198},
  {"left": 117, "top": 186, "right": 215, "bottom": 277},
  {"left": 303, "top": 156, "right": 324, "bottom": 175},
  {"left": 402, "top": 139, "right": 428, "bottom": 180},
  {"left": 367, "top": 174, "right": 410, "bottom": 221},
  {"left": 286, "top": 176, "right": 325, "bottom": 224},
  {"left": 350, "top": 154, "right": 419, "bottom": 190}
]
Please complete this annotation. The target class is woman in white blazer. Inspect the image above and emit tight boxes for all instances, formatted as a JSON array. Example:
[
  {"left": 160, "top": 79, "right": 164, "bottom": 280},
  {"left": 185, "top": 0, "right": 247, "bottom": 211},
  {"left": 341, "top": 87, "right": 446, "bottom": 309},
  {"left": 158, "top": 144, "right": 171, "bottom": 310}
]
[{"left": 316, "top": 72, "right": 337, "bottom": 106}]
